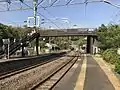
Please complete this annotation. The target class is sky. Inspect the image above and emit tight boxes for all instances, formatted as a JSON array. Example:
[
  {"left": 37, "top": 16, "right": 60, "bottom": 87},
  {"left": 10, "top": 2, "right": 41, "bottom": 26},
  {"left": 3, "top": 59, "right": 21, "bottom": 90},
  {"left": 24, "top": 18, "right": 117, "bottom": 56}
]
[{"left": 0, "top": 0, "right": 120, "bottom": 29}]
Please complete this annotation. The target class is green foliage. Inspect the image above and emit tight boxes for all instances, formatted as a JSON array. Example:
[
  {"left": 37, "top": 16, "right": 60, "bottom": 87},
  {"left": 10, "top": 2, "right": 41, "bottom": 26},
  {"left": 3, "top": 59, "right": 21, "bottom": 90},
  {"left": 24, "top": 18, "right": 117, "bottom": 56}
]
[
  {"left": 0, "top": 23, "right": 30, "bottom": 39},
  {"left": 102, "top": 49, "right": 118, "bottom": 64},
  {"left": 97, "top": 24, "right": 120, "bottom": 74},
  {"left": 97, "top": 24, "right": 120, "bottom": 50},
  {"left": 115, "top": 62, "right": 120, "bottom": 74},
  {"left": 0, "top": 23, "right": 32, "bottom": 47},
  {"left": 71, "top": 37, "right": 79, "bottom": 41},
  {"left": 102, "top": 49, "right": 120, "bottom": 74},
  {"left": 78, "top": 37, "right": 86, "bottom": 46}
]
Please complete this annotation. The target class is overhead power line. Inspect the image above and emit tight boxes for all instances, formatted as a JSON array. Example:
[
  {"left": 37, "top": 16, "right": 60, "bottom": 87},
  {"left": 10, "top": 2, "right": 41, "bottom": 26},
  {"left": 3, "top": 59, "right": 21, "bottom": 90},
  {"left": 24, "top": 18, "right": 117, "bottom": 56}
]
[
  {"left": 39, "top": 4, "right": 72, "bottom": 29},
  {"left": 37, "top": 11, "right": 61, "bottom": 29},
  {"left": 22, "top": 1, "right": 61, "bottom": 29},
  {"left": 109, "top": 10, "right": 120, "bottom": 24},
  {"left": 39, "top": 5, "right": 55, "bottom": 18},
  {"left": 84, "top": 0, "right": 88, "bottom": 17},
  {"left": 1, "top": 0, "right": 120, "bottom": 25},
  {"left": 37, "top": 0, "right": 44, "bottom": 7},
  {"left": 1, "top": 0, "right": 120, "bottom": 12},
  {"left": 103, "top": 0, "right": 120, "bottom": 8},
  {"left": 66, "top": 0, "right": 73, "bottom": 5},
  {"left": 49, "top": 0, "right": 58, "bottom": 7},
  {"left": 38, "top": 0, "right": 103, "bottom": 8}
]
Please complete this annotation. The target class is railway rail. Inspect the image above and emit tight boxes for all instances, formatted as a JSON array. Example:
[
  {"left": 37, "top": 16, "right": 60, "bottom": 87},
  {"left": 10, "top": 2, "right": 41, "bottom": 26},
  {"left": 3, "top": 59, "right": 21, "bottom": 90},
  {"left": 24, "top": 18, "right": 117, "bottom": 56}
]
[
  {"left": 0, "top": 51, "right": 79, "bottom": 90},
  {"left": 0, "top": 52, "right": 66, "bottom": 80},
  {"left": 30, "top": 52, "right": 80, "bottom": 90}
]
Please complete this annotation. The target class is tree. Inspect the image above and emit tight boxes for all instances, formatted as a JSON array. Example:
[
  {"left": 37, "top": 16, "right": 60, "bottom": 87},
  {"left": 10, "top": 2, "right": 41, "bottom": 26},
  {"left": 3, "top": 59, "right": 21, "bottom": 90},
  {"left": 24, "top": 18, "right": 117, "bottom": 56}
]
[{"left": 97, "top": 24, "right": 120, "bottom": 50}]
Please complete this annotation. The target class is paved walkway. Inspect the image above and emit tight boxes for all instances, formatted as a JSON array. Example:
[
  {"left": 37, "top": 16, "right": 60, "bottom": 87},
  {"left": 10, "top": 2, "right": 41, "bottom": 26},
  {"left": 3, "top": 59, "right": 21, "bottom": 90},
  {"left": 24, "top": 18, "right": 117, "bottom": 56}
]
[
  {"left": 83, "top": 55, "right": 115, "bottom": 90},
  {"left": 53, "top": 54, "right": 120, "bottom": 90}
]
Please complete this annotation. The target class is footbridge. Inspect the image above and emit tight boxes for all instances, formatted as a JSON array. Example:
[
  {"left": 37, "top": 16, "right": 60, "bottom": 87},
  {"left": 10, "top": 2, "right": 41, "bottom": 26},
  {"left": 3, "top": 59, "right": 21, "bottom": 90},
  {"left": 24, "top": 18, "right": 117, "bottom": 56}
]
[
  {"left": 39, "top": 28, "right": 97, "bottom": 54},
  {"left": 39, "top": 28, "right": 97, "bottom": 37}
]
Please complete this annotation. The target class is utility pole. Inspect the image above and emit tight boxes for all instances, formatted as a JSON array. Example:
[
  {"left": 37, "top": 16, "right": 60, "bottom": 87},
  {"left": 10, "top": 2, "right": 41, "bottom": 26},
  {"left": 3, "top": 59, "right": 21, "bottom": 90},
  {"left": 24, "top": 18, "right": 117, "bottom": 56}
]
[
  {"left": 33, "top": 0, "right": 37, "bottom": 30},
  {"left": 33, "top": 0, "right": 39, "bottom": 55}
]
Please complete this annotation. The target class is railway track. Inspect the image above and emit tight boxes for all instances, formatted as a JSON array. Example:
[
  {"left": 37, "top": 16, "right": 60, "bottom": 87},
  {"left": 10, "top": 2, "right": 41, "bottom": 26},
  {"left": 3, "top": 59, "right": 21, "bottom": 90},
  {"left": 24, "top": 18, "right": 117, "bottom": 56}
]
[
  {"left": 30, "top": 53, "right": 80, "bottom": 90},
  {"left": 0, "top": 52, "right": 66, "bottom": 80}
]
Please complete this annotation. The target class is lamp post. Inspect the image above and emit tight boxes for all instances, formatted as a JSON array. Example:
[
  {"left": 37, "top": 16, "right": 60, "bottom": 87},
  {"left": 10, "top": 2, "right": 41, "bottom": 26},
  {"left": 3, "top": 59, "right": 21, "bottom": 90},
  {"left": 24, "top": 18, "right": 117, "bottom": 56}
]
[{"left": 33, "top": 0, "right": 37, "bottom": 32}]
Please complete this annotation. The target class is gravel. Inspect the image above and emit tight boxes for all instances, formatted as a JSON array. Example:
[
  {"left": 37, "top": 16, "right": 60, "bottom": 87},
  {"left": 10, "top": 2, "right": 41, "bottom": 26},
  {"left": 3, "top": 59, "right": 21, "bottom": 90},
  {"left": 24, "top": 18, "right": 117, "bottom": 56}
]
[{"left": 0, "top": 51, "right": 75, "bottom": 90}]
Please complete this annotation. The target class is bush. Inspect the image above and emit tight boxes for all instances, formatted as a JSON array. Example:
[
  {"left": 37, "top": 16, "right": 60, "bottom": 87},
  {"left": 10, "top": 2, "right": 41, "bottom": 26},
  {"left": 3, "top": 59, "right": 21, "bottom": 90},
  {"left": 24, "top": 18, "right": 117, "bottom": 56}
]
[
  {"left": 110, "top": 54, "right": 119, "bottom": 64},
  {"left": 115, "top": 62, "right": 120, "bottom": 74},
  {"left": 102, "top": 48, "right": 120, "bottom": 74},
  {"left": 102, "top": 49, "right": 117, "bottom": 64}
]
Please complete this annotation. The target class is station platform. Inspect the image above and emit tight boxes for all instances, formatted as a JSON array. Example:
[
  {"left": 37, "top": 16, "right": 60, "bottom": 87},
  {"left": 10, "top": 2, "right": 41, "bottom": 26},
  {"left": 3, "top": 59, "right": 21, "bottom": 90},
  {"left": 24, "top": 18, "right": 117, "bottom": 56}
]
[
  {"left": 0, "top": 51, "right": 67, "bottom": 63},
  {"left": 53, "top": 54, "right": 120, "bottom": 90},
  {"left": 0, "top": 54, "right": 48, "bottom": 63}
]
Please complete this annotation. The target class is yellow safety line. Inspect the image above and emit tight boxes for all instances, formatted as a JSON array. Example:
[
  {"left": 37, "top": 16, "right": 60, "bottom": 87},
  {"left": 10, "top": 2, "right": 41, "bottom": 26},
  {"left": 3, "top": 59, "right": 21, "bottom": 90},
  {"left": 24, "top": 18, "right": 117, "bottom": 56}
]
[{"left": 74, "top": 54, "right": 87, "bottom": 90}]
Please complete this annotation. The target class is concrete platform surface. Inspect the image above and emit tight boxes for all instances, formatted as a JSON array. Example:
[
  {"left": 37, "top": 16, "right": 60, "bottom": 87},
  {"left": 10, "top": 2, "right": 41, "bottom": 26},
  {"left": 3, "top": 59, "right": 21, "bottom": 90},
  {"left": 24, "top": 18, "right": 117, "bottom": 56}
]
[{"left": 53, "top": 54, "right": 120, "bottom": 90}]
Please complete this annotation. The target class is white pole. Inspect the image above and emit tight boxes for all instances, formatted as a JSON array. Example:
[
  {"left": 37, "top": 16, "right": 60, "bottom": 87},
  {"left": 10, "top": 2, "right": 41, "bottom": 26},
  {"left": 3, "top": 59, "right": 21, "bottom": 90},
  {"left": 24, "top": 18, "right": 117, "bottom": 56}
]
[
  {"left": 8, "top": 43, "right": 9, "bottom": 59},
  {"left": 49, "top": 37, "right": 50, "bottom": 52}
]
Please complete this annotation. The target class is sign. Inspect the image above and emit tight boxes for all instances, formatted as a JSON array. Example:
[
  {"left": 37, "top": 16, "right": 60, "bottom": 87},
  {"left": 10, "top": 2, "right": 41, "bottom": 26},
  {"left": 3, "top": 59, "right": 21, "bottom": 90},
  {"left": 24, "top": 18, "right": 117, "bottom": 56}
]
[{"left": 27, "top": 16, "right": 40, "bottom": 27}]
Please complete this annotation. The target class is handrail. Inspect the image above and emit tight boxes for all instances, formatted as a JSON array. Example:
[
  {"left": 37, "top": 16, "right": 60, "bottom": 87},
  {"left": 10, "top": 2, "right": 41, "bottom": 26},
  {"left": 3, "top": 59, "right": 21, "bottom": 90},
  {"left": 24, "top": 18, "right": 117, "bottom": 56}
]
[{"left": 0, "top": 32, "right": 40, "bottom": 58}]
